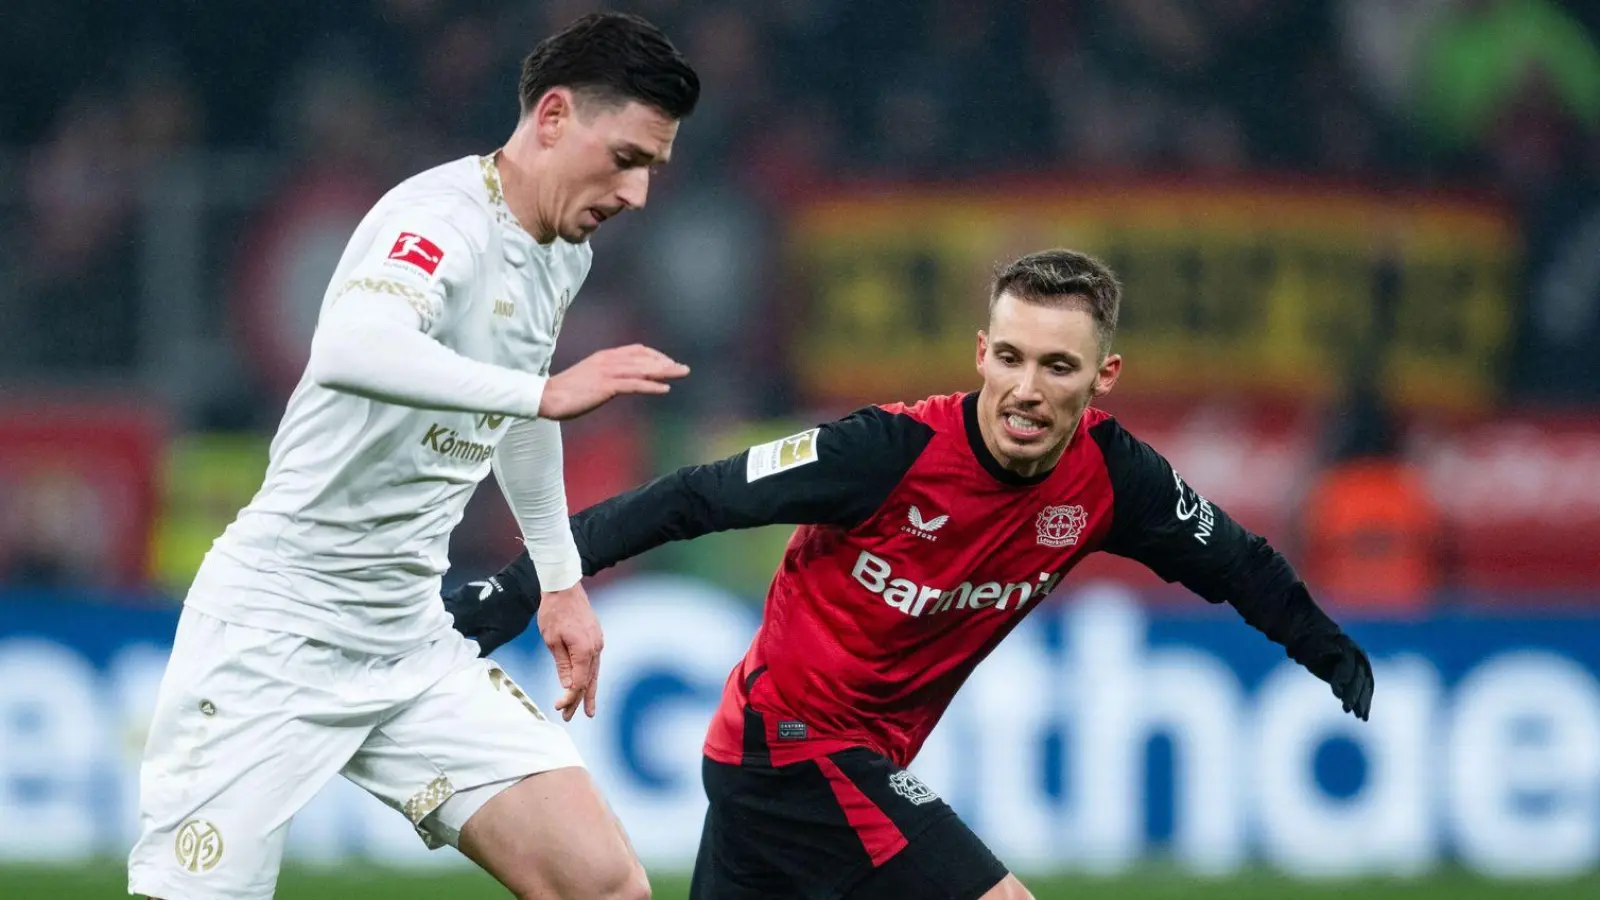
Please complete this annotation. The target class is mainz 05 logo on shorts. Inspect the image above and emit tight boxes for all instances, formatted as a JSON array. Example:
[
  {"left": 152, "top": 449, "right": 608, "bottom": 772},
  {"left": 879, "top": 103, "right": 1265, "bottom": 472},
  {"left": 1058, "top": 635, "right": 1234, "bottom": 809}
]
[{"left": 174, "top": 818, "right": 224, "bottom": 872}]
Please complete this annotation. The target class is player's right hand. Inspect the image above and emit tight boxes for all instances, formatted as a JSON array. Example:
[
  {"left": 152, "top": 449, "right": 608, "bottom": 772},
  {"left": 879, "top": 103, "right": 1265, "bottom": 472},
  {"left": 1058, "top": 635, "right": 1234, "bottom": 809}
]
[
  {"left": 538, "top": 582, "right": 605, "bottom": 720},
  {"left": 538, "top": 344, "right": 689, "bottom": 420},
  {"left": 1301, "top": 633, "right": 1375, "bottom": 721}
]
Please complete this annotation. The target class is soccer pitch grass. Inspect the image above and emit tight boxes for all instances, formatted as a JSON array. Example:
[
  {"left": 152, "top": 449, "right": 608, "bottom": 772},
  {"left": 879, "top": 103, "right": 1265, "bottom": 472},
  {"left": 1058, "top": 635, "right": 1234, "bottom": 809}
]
[{"left": 11, "top": 864, "right": 1600, "bottom": 899}]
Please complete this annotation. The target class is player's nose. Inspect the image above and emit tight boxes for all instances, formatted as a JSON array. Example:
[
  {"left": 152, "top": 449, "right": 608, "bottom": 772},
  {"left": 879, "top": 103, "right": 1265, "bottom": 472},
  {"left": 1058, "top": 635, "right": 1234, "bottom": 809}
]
[
  {"left": 1013, "top": 366, "right": 1045, "bottom": 400},
  {"left": 616, "top": 168, "right": 650, "bottom": 210}
]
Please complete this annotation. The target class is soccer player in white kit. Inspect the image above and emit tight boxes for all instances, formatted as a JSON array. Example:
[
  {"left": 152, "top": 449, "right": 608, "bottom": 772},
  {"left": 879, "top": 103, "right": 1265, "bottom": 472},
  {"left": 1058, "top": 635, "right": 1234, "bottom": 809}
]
[{"left": 128, "top": 13, "right": 698, "bottom": 900}]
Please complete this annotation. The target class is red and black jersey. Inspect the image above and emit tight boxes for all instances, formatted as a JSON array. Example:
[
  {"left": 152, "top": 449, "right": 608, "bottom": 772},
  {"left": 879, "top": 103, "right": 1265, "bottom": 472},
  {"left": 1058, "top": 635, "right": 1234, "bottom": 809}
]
[{"left": 493, "top": 392, "right": 1343, "bottom": 769}]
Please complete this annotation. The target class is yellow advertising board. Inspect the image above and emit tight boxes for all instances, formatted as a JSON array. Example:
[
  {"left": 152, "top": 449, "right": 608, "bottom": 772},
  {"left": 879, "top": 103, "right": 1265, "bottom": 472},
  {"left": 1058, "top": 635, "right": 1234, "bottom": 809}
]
[
  {"left": 787, "top": 184, "right": 1517, "bottom": 410},
  {"left": 149, "top": 434, "right": 271, "bottom": 594}
]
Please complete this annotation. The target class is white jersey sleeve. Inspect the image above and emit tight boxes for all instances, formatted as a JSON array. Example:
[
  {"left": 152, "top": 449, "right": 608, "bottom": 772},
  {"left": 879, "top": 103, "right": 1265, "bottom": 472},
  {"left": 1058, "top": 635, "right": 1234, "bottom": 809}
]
[
  {"left": 493, "top": 417, "right": 583, "bottom": 592},
  {"left": 308, "top": 214, "right": 548, "bottom": 418}
]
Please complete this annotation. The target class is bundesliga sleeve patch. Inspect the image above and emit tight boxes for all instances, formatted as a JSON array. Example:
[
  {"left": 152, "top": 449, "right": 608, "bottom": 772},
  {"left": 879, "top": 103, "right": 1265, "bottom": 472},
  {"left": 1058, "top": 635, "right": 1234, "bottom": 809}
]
[
  {"left": 745, "top": 428, "right": 820, "bottom": 482},
  {"left": 386, "top": 232, "right": 445, "bottom": 276}
]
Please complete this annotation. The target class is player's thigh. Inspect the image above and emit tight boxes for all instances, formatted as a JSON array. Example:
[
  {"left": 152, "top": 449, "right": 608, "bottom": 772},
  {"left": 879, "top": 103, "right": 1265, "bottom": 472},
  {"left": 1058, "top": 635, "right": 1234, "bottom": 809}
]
[
  {"left": 341, "top": 643, "right": 584, "bottom": 844},
  {"left": 688, "top": 795, "right": 802, "bottom": 900},
  {"left": 129, "top": 609, "right": 365, "bottom": 900},
  {"left": 840, "top": 810, "right": 1014, "bottom": 900},
  {"left": 345, "top": 645, "right": 642, "bottom": 897},
  {"left": 695, "top": 749, "right": 983, "bottom": 900},
  {"left": 822, "top": 748, "right": 1010, "bottom": 900},
  {"left": 456, "top": 767, "right": 648, "bottom": 900}
]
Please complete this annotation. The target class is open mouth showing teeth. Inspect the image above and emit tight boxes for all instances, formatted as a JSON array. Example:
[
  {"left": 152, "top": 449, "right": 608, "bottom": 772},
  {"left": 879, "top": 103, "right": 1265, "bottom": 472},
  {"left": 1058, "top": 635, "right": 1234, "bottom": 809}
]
[{"left": 1005, "top": 413, "right": 1048, "bottom": 436}]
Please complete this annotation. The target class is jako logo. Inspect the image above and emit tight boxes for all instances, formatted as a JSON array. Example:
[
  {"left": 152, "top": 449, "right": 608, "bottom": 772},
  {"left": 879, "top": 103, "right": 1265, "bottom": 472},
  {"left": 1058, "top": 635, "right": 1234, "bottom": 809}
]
[
  {"left": 903, "top": 505, "right": 949, "bottom": 541},
  {"left": 851, "top": 550, "right": 1061, "bottom": 618}
]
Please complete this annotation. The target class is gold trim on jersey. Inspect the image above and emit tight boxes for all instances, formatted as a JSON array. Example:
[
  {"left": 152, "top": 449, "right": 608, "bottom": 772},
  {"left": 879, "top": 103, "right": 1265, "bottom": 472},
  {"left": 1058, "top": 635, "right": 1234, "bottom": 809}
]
[
  {"left": 335, "top": 277, "right": 438, "bottom": 325},
  {"left": 480, "top": 151, "right": 529, "bottom": 232},
  {"left": 479, "top": 153, "right": 505, "bottom": 207}
]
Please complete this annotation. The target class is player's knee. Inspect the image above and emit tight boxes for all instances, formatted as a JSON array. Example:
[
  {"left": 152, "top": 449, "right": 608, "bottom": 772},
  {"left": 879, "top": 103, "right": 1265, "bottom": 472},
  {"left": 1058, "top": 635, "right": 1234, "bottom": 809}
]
[
  {"left": 601, "top": 857, "right": 650, "bottom": 900},
  {"left": 517, "top": 857, "right": 648, "bottom": 900},
  {"left": 577, "top": 851, "right": 649, "bottom": 900}
]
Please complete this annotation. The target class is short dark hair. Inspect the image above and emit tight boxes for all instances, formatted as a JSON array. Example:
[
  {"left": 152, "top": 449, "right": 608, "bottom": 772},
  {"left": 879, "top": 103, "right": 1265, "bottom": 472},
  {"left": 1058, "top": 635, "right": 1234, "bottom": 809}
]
[
  {"left": 990, "top": 249, "right": 1123, "bottom": 355},
  {"left": 519, "top": 13, "right": 699, "bottom": 120}
]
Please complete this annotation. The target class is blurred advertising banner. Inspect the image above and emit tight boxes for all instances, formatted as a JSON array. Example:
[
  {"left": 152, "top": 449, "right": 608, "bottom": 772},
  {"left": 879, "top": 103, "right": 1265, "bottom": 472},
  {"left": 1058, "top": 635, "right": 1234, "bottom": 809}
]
[
  {"left": 230, "top": 171, "right": 387, "bottom": 398},
  {"left": 4, "top": 576, "right": 1600, "bottom": 877},
  {"left": 0, "top": 402, "right": 164, "bottom": 589},
  {"left": 785, "top": 182, "right": 1517, "bottom": 412},
  {"left": 1412, "top": 411, "right": 1600, "bottom": 593},
  {"left": 1088, "top": 397, "right": 1600, "bottom": 594},
  {"left": 149, "top": 434, "right": 271, "bottom": 596}
]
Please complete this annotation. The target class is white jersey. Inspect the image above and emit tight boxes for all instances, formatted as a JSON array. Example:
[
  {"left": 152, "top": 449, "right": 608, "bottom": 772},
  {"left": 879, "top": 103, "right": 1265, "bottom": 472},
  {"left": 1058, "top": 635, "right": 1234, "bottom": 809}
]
[{"left": 188, "top": 155, "right": 591, "bottom": 653}]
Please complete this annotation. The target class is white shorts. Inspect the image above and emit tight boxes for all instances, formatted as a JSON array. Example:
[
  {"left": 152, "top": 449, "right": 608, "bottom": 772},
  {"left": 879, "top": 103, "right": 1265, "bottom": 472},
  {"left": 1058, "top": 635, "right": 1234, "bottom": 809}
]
[{"left": 127, "top": 606, "right": 584, "bottom": 900}]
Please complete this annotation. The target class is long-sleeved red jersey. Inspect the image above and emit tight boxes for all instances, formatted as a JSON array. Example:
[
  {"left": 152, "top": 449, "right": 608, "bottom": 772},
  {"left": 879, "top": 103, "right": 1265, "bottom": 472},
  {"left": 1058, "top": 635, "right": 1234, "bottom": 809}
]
[{"left": 487, "top": 391, "right": 1344, "bottom": 769}]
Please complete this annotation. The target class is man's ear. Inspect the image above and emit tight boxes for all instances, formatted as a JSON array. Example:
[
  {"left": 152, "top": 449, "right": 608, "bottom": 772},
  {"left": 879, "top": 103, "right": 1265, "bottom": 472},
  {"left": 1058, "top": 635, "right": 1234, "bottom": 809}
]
[
  {"left": 531, "top": 88, "right": 574, "bottom": 147},
  {"left": 975, "top": 330, "right": 989, "bottom": 377},
  {"left": 1092, "top": 353, "right": 1123, "bottom": 398}
]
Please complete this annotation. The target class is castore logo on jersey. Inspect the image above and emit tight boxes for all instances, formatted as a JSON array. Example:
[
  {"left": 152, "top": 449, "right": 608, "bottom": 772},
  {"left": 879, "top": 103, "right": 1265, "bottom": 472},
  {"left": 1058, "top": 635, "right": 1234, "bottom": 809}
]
[{"left": 903, "top": 505, "right": 950, "bottom": 541}]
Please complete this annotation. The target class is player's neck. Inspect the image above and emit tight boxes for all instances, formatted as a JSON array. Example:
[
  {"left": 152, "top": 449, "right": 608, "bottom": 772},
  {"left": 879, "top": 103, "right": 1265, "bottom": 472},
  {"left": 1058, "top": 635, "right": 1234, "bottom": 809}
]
[
  {"left": 495, "top": 138, "right": 559, "bottom": 243},
  {"left": 972, "top": 391, "right": 1077, "bottom": 480},
  {"left": 992, "top": 435, "right": 1071, "bottom": 479}
]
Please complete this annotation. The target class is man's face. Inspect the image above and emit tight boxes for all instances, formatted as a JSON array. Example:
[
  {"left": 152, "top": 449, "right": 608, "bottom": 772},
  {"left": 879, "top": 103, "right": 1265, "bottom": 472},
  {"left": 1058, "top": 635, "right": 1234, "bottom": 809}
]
[
  {"left": 540, "top": 95, "right": 678, "bottom": 242},
  {"left": 975, "top": 292, "right": 1121, "bottom": 477}
]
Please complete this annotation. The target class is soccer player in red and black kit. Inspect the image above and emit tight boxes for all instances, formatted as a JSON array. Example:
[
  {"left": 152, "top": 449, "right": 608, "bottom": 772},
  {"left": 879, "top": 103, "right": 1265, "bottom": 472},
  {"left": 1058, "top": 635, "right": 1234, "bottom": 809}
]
[{"left": 444, "top": 249, "right": 1375, "bottom": 900}]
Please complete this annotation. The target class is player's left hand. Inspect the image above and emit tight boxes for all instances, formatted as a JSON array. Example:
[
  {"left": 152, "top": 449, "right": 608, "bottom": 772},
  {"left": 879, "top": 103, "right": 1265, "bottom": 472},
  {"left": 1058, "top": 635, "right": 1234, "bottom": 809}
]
[
  {"left": 1300, "top": 633, "right": 1375, "bottom": 721},
  {"left": 539, "top": 583, "right": 604, "bottom": 721}
]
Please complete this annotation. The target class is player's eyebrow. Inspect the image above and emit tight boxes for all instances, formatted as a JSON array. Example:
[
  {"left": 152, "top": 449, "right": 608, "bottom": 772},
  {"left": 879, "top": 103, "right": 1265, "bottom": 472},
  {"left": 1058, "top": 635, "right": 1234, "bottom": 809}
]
[
  {"left": 993, "top": 340, "right": 1082, "bottom": 366},
  {"left": 614, "top": 141, "right": 671, "bottom": 166},
  {"left": 1040, "top": 349, "right": 1084, "bottom": 366}
]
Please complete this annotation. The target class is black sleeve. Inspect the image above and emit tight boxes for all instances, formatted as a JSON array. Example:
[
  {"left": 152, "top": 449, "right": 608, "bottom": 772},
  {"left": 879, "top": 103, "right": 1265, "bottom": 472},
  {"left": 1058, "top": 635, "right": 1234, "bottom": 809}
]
[
  {"left": 1089, "top": 417, "right": 1344, "bottom": 656},
  {"left": 488, "top": 405, "right": 933, "bottom": 589}
]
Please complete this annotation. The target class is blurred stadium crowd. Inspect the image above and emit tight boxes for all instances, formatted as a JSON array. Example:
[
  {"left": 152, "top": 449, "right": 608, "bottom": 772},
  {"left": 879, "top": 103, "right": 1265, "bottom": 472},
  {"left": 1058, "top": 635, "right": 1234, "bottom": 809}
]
[{"left": 2, "top": 0, "right": 1599, "bottom": 605}]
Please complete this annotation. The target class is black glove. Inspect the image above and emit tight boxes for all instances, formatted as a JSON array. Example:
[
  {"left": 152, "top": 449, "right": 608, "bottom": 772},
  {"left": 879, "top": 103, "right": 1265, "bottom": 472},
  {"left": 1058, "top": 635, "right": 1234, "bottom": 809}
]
[
  {"left": 443, "top": 576, "right": 539, "bottom": 657},
  {"left": 1294, "top": 633, "right": 1375, "bottom": 721}
]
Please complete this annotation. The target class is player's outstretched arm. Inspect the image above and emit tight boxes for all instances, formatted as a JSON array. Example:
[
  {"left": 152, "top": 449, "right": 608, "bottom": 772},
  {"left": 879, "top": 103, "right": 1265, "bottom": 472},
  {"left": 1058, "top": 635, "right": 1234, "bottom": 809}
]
[
  {"left": 309, "top": 287, "right": 553, "bottom": 418},
  {"left": 308, "top": 216, "right": 687, "bottom": 420},
  {"left": 445, "top": 405, "right": 935, "bottom": 655},
  {"left": 1091, "top": 418, "right": 1375, "bottom": 721},
  {"left": 308, "top": 215, "right": 560, "bottom": 418},
  {"left": 537, "top": 344, "right": 689, "bottom": 420}
]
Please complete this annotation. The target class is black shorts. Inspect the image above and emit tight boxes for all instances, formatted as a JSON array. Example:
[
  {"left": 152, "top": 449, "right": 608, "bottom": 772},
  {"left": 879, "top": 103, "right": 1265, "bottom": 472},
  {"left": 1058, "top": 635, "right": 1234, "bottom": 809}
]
[{"left": 689, "top": 749, "right": 1009, "bottom": 900}]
